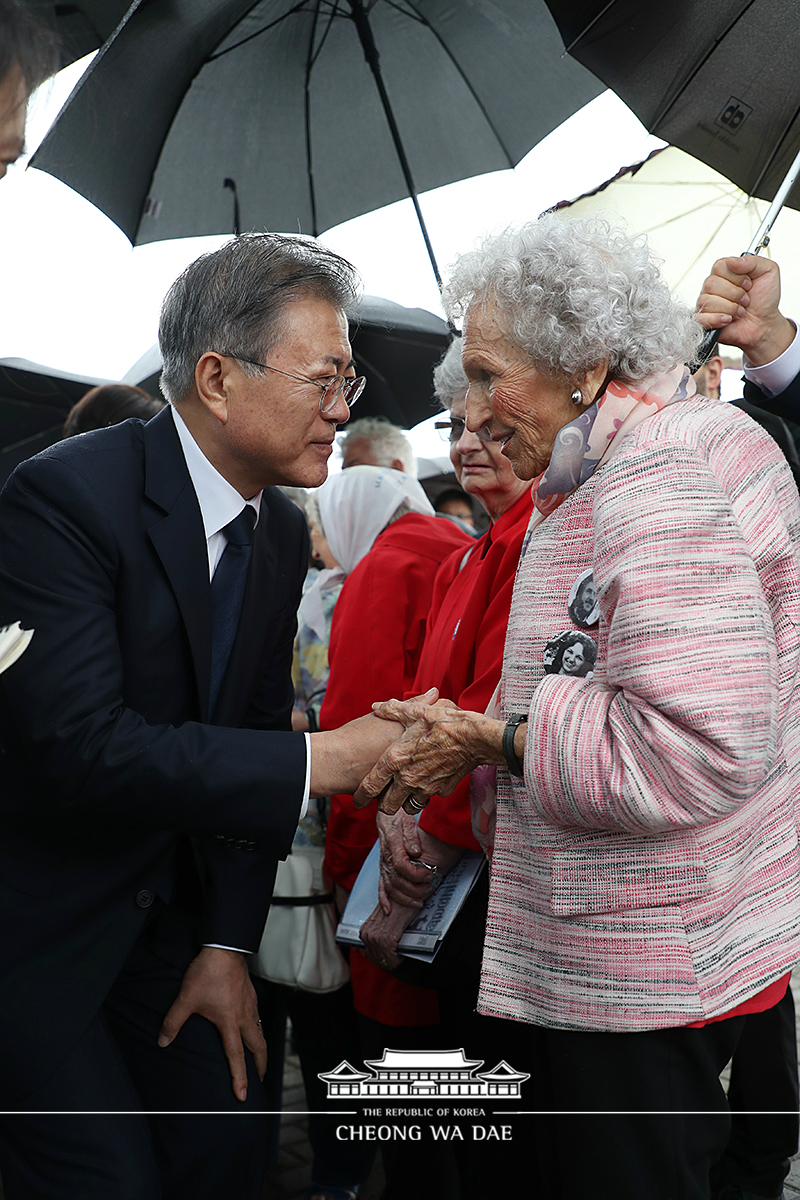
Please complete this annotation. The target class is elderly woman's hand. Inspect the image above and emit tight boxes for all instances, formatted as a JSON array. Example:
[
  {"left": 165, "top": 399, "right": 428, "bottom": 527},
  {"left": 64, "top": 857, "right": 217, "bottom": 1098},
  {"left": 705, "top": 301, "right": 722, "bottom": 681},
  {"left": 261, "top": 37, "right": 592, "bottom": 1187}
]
[
  {"left": 376, "top": 811, "right": 464, "bottom": 909},
  {"left": 359, "top": 898, "right": 420, "bottom": 971},
  {"left": 354, "top": 696, "right": 508, "bottom": 815}
]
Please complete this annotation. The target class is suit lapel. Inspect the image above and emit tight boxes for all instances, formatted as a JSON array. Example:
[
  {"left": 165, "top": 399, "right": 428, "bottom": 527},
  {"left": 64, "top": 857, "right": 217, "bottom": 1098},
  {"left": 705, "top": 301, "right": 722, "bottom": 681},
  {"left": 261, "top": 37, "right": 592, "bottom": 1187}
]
[{"left": 143, "top": 409, "right": 212, "bottom": 721}]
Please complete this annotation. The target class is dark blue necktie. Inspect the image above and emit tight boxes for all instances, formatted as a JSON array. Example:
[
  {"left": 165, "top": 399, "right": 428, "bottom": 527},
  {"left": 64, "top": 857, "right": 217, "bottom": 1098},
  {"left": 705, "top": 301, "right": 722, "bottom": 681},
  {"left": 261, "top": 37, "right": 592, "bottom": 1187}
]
[{"left": 209, "top": 506, "right": 256, "bottom": 717}]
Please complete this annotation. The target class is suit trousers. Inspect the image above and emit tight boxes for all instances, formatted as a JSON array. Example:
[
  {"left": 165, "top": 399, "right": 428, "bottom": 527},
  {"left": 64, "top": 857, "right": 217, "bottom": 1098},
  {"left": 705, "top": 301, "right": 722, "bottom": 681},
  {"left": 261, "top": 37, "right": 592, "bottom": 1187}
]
[{"left": 0, "top": 922, "right": 268, "bottom": 1200}]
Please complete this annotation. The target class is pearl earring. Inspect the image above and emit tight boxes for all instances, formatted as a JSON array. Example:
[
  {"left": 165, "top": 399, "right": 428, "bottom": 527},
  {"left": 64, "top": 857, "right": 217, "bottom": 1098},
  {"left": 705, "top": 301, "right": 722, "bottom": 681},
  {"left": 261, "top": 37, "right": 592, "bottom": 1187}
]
[{"left": 571, "top": 387, "right": 582, "bottom": 405}]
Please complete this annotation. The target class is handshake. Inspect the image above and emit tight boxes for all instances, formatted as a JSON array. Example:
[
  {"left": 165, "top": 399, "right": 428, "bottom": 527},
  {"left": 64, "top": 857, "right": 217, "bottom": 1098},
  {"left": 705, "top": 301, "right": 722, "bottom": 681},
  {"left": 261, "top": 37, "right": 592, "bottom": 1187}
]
[{"left": 310, "top": 687, "right": 511, "bottom": 819}]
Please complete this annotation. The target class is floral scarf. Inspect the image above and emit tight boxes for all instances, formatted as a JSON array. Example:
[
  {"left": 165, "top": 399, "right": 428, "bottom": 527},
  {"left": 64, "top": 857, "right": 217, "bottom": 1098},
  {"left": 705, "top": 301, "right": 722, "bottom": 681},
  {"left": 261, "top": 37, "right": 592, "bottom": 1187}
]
[{"left": 471, "top": 363, "right": 696, "bottom": 856}]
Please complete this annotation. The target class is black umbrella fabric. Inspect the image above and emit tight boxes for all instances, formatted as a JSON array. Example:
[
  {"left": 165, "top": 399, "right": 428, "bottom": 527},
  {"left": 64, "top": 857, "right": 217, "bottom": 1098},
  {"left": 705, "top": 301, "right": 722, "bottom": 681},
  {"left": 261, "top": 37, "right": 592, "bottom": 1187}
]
[
  {"left": 544, "top": 1, "right": 800, "bottom": 214},
  {"left": 0, "top": 360, "right": 103, "bottom": 485},
  {"left": 30, "top": 0, "right": 603, "bottom": 269},
  {"left": 346, "top": 296, "right": 450, "bottom": 428},
  {"left": 30, "top": 1, "right": 134, "bottom": 70}
]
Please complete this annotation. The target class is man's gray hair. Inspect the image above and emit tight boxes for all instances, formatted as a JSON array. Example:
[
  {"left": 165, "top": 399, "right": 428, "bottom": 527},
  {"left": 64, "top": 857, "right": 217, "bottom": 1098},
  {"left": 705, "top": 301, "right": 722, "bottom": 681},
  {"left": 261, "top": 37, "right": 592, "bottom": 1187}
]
[
  {"left": 159, "top": 232, "right": 361, "bottom": 404},
  {"left": 433, "top": 340, "right": 469, "bottom": 411},
  {"left": 0, "top": 0, "right": 59, "bottom": 97},
  {"left": 442, "top": 213, "right": 703, "bottom": 384},
  {"left": 337, "top": 417, "right": 416, "bottom": 477}
]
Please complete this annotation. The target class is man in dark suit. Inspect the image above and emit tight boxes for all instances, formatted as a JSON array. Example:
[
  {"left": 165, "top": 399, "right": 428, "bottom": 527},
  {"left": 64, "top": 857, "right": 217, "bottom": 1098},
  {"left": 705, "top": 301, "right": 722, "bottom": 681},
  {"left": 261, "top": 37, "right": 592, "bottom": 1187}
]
[
  {"left": 0, "top": 232, "right": 399, "bottom": 1199},
  {"left": 696, "top": 253, "right": 800, "bottom": 1200}
]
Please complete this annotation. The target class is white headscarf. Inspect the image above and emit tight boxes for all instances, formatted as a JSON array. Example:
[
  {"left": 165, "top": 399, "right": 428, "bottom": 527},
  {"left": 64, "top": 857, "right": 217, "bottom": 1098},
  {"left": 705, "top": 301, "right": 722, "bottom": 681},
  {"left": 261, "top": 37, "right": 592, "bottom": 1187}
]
[
  {"left": 317, "top": 466, "right": 434, "bottom": 574},
  {"left": 299, "top": 466, "right": 434, "bottom": 640}
]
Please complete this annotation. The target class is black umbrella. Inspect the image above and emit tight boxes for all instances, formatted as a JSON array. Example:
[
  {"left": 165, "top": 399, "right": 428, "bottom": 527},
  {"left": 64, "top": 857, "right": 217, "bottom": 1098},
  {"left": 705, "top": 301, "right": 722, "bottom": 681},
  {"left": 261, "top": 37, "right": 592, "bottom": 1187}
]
[
  {"left": 29, "top": 1, "right": 134, "bottom": 69},
  {"left": 30, "top": 0, "right": 603, "bottom": 286},
  {"left": 544, "top": 1, "right": 800, "bottom": 250},
  {"left": 0, "top": 359, "right": 105, "bottom": 486},
  {"left": 127, "top": 295, "right": 450, "bottom": 430}
]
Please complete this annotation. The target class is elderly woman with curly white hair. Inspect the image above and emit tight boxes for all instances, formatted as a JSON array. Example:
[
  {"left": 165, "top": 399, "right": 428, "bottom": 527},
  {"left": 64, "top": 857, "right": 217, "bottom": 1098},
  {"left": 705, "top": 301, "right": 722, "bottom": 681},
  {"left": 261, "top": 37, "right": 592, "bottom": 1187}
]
[{"left": 356, "top": 214, "right": 800, "bottom": 1199}]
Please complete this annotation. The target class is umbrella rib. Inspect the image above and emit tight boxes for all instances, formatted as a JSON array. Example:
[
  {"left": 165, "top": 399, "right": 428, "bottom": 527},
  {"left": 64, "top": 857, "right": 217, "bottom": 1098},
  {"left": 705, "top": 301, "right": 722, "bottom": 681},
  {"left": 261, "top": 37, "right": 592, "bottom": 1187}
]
[
  {"left": 673, "top": 197, "right": 756, "bottom": 291},
  {"left": 747, "top": 101, "right": 800, "bottom": 201},
  {"left": 347, "top": 0, "right": 443, "bottom": 287},
  {"left": 401, "top": 0, "right": 515, "bottom": 167},
  {"left": 305, "top": 2, "right": 322, "bottom": 235},
  {"left": 562, "top": 0, "right": 618, "bottom": 55},
  {"left": 308, "top": 1, "right": 341, "bottom": 70}
]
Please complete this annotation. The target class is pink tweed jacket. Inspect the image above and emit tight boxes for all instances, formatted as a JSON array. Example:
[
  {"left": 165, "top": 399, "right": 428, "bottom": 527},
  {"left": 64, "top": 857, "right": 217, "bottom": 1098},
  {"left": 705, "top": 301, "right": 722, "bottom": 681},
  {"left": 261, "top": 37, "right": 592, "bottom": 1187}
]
[{"left": 479, "top": 396, "right": 800, "bottom": 1032}]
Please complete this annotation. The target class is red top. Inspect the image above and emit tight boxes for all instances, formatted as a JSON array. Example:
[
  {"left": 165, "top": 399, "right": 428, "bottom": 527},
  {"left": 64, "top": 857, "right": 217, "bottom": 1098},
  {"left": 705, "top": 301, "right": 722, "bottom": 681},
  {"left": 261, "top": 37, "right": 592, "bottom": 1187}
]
[
  {"left": 686, "top": 973, "right": 790, "bottom": 1027},
  {"left": 322, "top": 512, "right": 470, "bottom": 1025},
  {"left": 413, "top": 488, "right": 534, "bottom": 849}
]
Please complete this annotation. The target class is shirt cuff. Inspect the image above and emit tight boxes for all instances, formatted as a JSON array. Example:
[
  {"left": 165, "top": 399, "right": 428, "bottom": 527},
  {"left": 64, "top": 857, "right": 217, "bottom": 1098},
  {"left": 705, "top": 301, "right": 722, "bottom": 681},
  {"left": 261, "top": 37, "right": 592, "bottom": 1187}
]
[
  {"left": 743, "top": 320, "right": 799, "bottom": 397},
  {"left": 202, "top": 943, "right": 253, "bottom": 953},
  {"left": 300, "top": 732, "right": 310, "bottom": 822}
]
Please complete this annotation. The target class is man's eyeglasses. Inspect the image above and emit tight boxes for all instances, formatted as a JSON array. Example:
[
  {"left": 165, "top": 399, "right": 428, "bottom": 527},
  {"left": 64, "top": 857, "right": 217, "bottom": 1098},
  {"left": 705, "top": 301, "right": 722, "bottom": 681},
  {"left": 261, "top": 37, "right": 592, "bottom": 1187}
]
[
  {"left": 220, "top": 352, "right": 366, "bottom": 415},
  {"left": 435, "top": 417, "right": 494, "bottom": 443}
]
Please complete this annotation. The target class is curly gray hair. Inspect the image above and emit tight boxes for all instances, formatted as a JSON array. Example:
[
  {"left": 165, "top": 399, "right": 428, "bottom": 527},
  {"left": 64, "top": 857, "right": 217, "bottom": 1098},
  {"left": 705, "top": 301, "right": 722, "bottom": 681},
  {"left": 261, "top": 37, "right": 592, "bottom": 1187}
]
[
  {"left": 442, "top": 214, "right": 702, "bottom": 383},
  {"left": 433, "top": 340, "right": 469, "bottom": 411}
]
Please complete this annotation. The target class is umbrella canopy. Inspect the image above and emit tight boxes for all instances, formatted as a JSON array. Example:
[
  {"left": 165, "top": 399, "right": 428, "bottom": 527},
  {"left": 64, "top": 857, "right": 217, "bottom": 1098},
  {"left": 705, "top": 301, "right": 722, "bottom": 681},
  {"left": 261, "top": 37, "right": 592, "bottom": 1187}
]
[
  {"left": 544, "top": 1, "right": 800, "bottom": 212},
  {"left": 126, "top": 295, "right": 451, "bottom": 430},
  {"left": 30, "top": 0, "right": 603, "bottom": 272},
  {"left": 29, "top": 2, "right": 133, "bottom": 69},
  {"left": 554, "top": 146, "right": 800, "bottom": 311},
  {"left": 0, "top": 358, "right": 107, "bottom": 485}
]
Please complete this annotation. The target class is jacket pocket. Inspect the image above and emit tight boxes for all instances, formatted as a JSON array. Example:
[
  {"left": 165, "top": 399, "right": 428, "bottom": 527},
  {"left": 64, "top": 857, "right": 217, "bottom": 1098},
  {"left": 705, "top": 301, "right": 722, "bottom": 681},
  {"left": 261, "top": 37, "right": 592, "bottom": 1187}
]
[{"left": 550, "top": 839, "right": 708, "bottom": 915}]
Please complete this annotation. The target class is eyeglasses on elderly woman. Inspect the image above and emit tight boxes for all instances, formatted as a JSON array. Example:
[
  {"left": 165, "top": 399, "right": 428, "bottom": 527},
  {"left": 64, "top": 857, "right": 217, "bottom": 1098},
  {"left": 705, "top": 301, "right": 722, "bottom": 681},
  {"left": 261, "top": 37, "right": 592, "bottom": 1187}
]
[{"left": 434, "top": 416, "right": 494, "bottom": 443}]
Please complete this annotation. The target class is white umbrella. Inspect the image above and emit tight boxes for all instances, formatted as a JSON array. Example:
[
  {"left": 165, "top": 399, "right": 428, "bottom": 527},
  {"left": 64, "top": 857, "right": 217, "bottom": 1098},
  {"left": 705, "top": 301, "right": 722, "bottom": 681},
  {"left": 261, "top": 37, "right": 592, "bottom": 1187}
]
[{"left": 554, "top": 146, "right": 800, "bottom": 318}]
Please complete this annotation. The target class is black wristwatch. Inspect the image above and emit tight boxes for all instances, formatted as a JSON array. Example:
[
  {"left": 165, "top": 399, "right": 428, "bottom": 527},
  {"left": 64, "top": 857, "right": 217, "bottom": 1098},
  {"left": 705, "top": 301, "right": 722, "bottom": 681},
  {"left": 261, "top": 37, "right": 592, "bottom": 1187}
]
[{"left": 502, "top": 713, "right": 528, "bottom": 776}]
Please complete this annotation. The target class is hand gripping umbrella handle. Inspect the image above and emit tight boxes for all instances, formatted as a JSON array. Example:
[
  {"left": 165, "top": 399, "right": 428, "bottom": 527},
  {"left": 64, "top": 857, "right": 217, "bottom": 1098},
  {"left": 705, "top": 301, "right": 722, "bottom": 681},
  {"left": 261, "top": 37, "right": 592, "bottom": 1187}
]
[{"left": 694, "top": 141, "right": 800, "bottom": 367}]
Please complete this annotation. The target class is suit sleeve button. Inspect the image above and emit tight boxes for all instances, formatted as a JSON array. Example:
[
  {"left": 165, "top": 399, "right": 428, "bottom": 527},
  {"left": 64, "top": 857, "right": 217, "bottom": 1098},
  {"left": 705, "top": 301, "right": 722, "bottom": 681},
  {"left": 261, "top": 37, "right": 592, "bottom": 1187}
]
[{"left": 135, "top": 889, "right": 154, "bottom": 908}]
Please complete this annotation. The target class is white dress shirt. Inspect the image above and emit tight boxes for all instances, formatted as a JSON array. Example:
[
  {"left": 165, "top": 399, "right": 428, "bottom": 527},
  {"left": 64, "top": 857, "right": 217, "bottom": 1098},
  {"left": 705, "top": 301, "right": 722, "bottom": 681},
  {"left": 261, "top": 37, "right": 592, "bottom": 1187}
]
[
  {"left": 171, "top": 406, "right": 310, "bottom": 952},
  {"left": 743, "top": 320, "right": 800, "bottom": 397}
]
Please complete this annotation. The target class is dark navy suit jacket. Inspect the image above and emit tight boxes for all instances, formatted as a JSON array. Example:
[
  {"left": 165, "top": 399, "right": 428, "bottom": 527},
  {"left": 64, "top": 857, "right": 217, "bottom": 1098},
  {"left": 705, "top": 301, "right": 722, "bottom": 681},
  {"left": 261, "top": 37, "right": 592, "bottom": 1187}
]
[{"left": 0, "top": 407, "right": 308, "bottom": 1100}]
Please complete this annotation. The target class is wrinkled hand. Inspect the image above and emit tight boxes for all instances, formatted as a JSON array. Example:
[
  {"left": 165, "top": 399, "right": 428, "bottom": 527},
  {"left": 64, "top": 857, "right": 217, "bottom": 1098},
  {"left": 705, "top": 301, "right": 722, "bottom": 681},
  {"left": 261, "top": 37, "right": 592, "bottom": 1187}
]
[
  {"left": 360, "top": 898, "right": 421, "bottom": 970},
  {"left": 695, "top": 254, "right": 794, "bottom": 364},
  {"left": 354, "top": 697, "right": 499, "bottom": 815},
  {"left": 376, "top": 809, "right": 431, "bottom": 910},
  {"left": 158, "top": 946, "right": 265, "bottom": 1103},
  {"left": 376, "top": 811, "right": 463, "bottom": 909}
]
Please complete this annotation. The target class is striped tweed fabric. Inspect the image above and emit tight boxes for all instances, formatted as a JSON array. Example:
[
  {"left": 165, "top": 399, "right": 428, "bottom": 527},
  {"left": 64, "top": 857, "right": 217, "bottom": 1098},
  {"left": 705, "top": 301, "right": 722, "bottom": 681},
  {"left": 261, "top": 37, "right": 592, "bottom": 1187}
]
[{"left": 479, "top": 396, "right": 800, "bottom": 1031}]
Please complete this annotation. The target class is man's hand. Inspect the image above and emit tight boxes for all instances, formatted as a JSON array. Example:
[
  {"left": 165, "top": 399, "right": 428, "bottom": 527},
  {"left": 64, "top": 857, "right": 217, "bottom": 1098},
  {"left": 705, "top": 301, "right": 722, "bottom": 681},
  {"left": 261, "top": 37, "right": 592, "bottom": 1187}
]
[
  {"left": 309, "top": 703, "right": 429, "bottom": 799},
  {"left": 158, "top": 946, "right": 266, "bottom": 1103},
  {"left": 695, "top": 255, "right": 795, "bottom": 365}
]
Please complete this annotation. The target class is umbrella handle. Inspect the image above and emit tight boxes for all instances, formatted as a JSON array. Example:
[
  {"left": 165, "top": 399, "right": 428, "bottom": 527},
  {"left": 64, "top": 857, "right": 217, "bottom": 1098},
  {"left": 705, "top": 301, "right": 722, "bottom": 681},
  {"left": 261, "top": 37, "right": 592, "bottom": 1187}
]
[{"left": 693, "top": 141, "right": 800, "bottom": 369}]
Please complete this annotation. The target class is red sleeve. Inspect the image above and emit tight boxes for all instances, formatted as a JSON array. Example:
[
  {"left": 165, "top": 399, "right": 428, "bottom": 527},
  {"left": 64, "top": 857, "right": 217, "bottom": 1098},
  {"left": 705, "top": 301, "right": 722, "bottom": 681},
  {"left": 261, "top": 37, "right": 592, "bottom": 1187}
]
[
  {"left": 322, "top": 519, "right": 468, "bottom": 888},
  {"left": 417, "top": 496, "right": 532, "bottom": 848}
]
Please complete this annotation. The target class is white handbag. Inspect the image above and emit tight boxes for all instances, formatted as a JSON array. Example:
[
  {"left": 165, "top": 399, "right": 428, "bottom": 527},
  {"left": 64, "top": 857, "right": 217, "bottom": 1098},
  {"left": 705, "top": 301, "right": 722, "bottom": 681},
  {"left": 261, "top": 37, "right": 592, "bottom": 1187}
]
[{"left": 249, "top": 846, "right": 350, "bottom": 993}]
